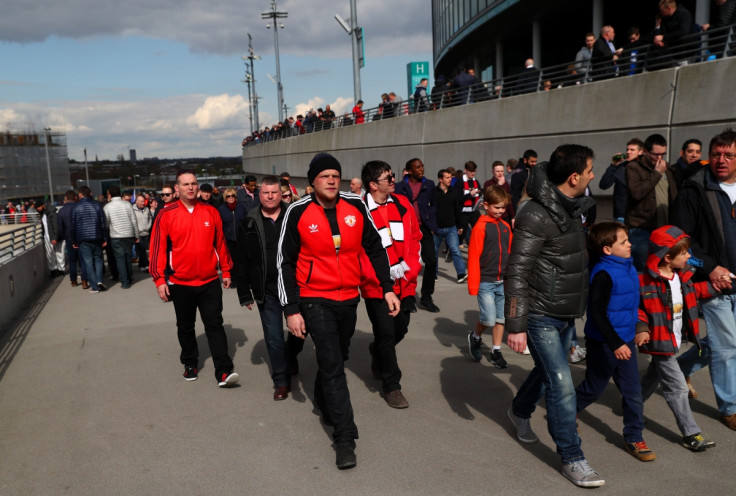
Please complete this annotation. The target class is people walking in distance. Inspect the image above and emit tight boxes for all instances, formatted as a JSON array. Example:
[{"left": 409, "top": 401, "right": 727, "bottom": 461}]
[
  {"left": 104, "top": 185, "right": 139, "bottom": 289},
  {"left": 433, "top": 168, "right": 467, "bottom": 283},
  {"left": 71, "top": 185, "right": 109, "bottom": 294},
  {"left": 133, "top": 194, "right": 153, "bottom": 272},
  {"left": 58, "top": 190, "right": 88, "bottom": 287}
]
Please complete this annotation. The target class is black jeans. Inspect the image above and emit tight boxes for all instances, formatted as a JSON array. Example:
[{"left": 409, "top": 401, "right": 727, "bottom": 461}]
[
  {"left": 364, "top": 297, "right": 409, "bottom": 393},
  {"left": 170, "top": 279, "right": 234, "bottom": 379},
  {"left": 419, "top": 224, "right": 437, "bottom": 299},
  {"left": 301, "top": 300, "right": 359, "bottom": 446}
]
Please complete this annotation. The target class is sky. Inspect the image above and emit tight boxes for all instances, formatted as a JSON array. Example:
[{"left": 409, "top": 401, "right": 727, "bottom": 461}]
[{"left": 1, "top": 0, "right": 433, "bottom": 161}]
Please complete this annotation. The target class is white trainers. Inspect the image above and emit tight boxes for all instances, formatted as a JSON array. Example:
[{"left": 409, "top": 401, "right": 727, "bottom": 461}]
[
  {"left": 569, "top": 346, "right": 586, "bottom": 363},
  {"left": 522, "top": 345, "right": 531, "bottom": 355},
  {"left": 508, "top": 407, "right": 538, "bottom": 443},
  {"left": 561, "top": 459, "right": 605, "bottom": 487}
]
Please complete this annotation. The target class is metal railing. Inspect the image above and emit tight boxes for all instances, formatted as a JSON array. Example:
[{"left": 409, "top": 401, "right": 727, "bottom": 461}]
[
  {"left": 0, "top": 222, "right": 43, "bottom": 266},
  {"left": 242, "top": 24, "right": 734, "bottom": 147}
]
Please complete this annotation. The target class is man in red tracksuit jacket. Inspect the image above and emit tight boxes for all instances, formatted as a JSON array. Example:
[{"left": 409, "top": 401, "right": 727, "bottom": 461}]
[
  {"left": 278, "top": 153, "right": 400, "bottom": 470},
  {"left": 150, "top": 170, "right": 239, "bottom": 388}
]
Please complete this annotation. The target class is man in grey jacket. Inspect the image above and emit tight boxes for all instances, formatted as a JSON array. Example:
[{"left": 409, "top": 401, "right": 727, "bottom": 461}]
[
  {"left": 504, "top": 145, "right": 603, "bottom": 488},
  {"left": 104, "top": 185, "right": 139, "bottom": 289},
  {"left": 133, "top": 195, "right": 153, "bottom": 271}
]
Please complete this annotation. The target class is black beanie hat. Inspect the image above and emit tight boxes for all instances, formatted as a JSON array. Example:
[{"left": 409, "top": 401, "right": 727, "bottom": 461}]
[{"left": 308, "top": 152, "right": 342, "bottom": 184}]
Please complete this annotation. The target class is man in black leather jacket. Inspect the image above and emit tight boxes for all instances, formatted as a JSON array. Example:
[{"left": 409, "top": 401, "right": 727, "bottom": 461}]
[{"left": 504, "top": 145, "right": 605, "bottom": 488}]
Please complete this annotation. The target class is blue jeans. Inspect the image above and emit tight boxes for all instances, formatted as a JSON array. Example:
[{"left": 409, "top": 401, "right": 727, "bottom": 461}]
[
  {"left": 512, "top": 314, "right": 584, "bottom": 464},
  {"left": 78, "top": 241, "right": 104, "bottom": 288},
  {"left": 701, "top": 294, "right": 736, "bottom": 416},
  {"left": 257, "top": 294, "right": 289, "bottom": 388},
  {"left": 433, "top": 227, "right": 467, "bottom": 277},
  {"left": 66, "top": 240, "right": 87, "bottom": 282},
  {"left": 111, "top": 237, "right": 135, "bottom": 287},
  {"left": 477, "top": 281, "right": 505, "bottom": 326},
  {"left": 628, "top": 227, "right": 651, "bottom": 273}
]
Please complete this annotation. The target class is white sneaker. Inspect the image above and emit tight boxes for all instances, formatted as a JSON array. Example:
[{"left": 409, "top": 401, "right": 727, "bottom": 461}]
[
  {"left": 522, "top": 345, "right": 531, "bottom": 355},
  {"left": 569, "top": 346, "right": 586, "bottom": 363},
  {"left": 561, "top": 459, "right": 605, "bottom": 487}
]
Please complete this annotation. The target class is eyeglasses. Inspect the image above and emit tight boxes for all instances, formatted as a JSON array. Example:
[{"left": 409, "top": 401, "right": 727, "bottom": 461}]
[
  {"left": 646, "top": 150, "right": 666, "bottom": 158},
  {"left": 225, "top": 194, "right": 236, "bottom": 198},
  {"left": 377, "top": 173, "right": 396, "bottom": 183},
  {"left": 710, "top": 152, "right": 736, "bottom": 161}
]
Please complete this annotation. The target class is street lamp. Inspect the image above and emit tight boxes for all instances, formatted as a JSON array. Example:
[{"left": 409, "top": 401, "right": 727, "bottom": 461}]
[
  {"left": 262, "top": 0, "right": 287, "bottom": 123},
  {"left": 241, "top": 33, "right": 261, "bottom": 132},
  {"left": 335, "top": 0, "right": 363, "bottom": 103}
]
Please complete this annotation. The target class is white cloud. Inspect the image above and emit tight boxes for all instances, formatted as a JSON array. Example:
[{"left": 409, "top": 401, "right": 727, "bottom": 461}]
[
  {"left": 2, "top": 94, "right": 261, "bottom": 160},
  {"left": 186, "top": 94, "right": 249, "bottom": 130}
]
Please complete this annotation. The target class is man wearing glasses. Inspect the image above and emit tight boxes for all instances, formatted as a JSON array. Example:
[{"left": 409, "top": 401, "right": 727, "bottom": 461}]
[
  {"left": 359, "top": 161, "right": 421, "bottom": 409},
  {"left": 625, "top": 134, "right": 677, "bottom": 271},
  {"left": 673, "top": 128, "right": 736, "bottom": 431},
  {"left": 150, "top": 170, "right": 239, "bottom": 388}
]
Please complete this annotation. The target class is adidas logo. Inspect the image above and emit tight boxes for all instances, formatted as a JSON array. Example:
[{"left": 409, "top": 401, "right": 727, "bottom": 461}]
[{"left": 309, "top": 224, "right": 319, "bottom": 233}]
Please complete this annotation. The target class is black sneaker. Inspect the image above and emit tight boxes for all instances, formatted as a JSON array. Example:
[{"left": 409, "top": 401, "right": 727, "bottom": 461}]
[
  {"left": 681, "top": 433, "right": 716, "bottom": 452},
  {"left": 97, "top": 282, "right": 107, "bottom": 291},
  {"left": 183, "top": 365, "right": 198, "bottom": 381},
  {"left": 218, "top": 372, "right": 239, "bottom": 387},
  {"left": 490, "top": 349, "right": 509, "bottom": 369},
  {"left": 335, "top": 444, "right": 357, "bottom": 470},
  {"left": 457, "top": 274, "right": 468, "bottom": 284},
  {"left": 401, "top": 296, "right": 417, "bottom": 313},
  {"left": 418, "top": 298, "right": 440, "bottom": 313}
]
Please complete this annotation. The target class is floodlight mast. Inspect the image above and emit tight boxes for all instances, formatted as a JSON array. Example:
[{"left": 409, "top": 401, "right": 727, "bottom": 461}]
[
  {"left": 334, "top": 1, "right": 362, "bottom": 102},
  {"left": 262, "top": 0, "right": 287, "bottom": 123}
]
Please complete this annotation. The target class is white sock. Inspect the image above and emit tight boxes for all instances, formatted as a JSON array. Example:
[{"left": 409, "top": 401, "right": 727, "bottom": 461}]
[{"left": 493, "top": 345, "right": 501, "bottom": 351}]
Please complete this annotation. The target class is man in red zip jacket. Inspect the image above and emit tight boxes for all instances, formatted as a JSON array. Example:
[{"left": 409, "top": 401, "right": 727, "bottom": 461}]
[
  {"left": 278, "top": 153, "right": 400, "bottom": 470},
  {"left": 359, "top": 160, "right": 422, "bottom": 409},
  {"left": 150, "top": 170, "right": 239, "bottom": 388}
]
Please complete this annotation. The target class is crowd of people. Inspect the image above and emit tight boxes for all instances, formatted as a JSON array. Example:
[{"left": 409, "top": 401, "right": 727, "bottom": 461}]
[
  {"left": 241, "top": 0, "right": 736, "bottom": 149},
  {"left": 24, "top": 124, "right": 736, "bottom": 484}
]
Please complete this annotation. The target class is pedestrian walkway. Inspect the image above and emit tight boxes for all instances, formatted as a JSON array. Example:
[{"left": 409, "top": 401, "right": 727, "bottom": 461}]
[{"left": 0, "top": 260, "right": 732, "bottom": 495}]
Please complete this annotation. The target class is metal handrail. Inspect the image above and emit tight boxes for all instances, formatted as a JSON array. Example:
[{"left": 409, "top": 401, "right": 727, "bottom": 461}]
[
  {"left": 242, "top": 24, "right": 735, "bottom": 147},
  {"left": 0, "top": 222, "right": 43, "bottom": 266}
]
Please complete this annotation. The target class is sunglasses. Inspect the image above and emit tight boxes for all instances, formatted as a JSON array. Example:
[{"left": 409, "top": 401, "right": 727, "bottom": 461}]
[
  {"left": 162, "top": 193, "right": 173, "bottom": 197},
  {"left": 225, "top": 194, "right": 236, "bottom": 198},
  {"left": 377, "top": 173, "right": 396, "bottom": 183}
]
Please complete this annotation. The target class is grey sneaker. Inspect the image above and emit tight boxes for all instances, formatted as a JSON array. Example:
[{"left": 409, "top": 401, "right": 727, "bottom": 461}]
[
  {"left": 561, "top": 459, "right": 605, "bottom": 488},
  {"left": 507, "top": 407, "right": 538, "bottom": 443},
  {"left": 468, "top": 332, "right": 483, "bottom": 362}
]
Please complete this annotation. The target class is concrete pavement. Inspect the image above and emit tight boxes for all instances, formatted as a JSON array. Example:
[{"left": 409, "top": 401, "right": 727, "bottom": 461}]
[{"left": 0, "top": 259, "right": 734, "bottom": 495}]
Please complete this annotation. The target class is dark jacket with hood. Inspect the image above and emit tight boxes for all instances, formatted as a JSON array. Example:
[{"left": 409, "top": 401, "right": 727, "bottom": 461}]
[{"left": 504, "top": 162, "right": 595, "bottom": 334}]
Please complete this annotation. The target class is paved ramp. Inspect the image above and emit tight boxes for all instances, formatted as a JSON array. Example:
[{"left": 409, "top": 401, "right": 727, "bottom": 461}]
[{"left": 0, "top": 262, "right": 733, "bottom": 495}]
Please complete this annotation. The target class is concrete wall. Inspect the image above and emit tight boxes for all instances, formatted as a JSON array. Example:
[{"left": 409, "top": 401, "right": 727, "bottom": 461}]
[
  {"left": 0, "top": 245, "right": 47, "bottom": 332},
  {"left": 244, "top": 57, "right": 736, "bottom": 196}
]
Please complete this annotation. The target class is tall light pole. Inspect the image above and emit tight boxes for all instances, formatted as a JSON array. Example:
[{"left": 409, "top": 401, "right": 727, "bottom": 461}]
[
  {"left": 262, "top": 0, "right": 287, "bottom": 123},
  {"left": 242, "top": 72, "right": 254, "bottom": 134},
  {"left": 335, "top": 0, "right": 363, "bottom": 102},
  {"left": 241, "top": 33, "right": 261, "bottom": 131},
  {"left": 43, "top": 127, "right": 55, "bottom": 203},
  {"left": 83, "top": 147, "right": 90, "bottom": 185}
]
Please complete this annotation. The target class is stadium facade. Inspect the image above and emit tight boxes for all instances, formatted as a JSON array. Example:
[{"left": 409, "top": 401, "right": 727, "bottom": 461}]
[{"left": 432, "top": 0, "right": 710, "bottom": 81}]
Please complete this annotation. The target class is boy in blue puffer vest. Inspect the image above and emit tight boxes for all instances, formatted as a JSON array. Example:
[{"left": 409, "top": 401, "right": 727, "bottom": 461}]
[{"left": 575, "top": 222, "right": 656, "bottom": 462}]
